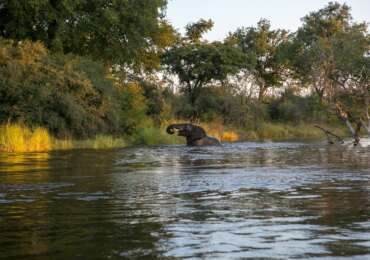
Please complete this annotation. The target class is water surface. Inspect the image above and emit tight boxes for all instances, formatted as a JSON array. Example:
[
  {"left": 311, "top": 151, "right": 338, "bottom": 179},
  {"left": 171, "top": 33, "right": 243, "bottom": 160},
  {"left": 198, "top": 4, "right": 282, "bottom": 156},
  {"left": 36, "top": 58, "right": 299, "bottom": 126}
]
[{"left": 1, "top": 142, "right": 370, "bottom": 259}]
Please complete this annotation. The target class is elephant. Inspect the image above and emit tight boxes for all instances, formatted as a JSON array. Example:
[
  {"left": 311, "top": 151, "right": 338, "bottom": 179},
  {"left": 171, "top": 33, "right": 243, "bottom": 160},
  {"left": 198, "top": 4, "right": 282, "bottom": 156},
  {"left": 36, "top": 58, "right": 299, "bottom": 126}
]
[{"left": 166, "top": 123, "right": 221, "bottom": 146}]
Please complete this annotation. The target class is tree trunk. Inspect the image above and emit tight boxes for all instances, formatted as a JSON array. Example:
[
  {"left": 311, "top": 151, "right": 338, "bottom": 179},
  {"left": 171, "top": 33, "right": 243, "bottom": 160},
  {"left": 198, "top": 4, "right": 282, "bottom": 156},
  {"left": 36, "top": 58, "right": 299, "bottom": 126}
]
[
  {"left": 314, "top": 125, "right": 344, "bottom": 144},
  {"left": 335, "top": 102, "right": 362, "bottom": 146},
  {"left": 258, "top": 83, "right": 266, "bottom": 102},
  {"left": 335, "top": 102, "right": 361, "bottom": 145},
  {"left": 361, "top": 85, "right": 370, "bottom": 136}
]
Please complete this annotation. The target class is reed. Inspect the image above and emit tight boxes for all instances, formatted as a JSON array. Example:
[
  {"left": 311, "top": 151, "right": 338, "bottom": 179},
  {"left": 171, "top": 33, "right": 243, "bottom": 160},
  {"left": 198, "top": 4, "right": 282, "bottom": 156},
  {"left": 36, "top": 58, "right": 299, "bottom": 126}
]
[
  {"left": 0, "top": 124, "right": 51, "bottom": 152},
  {"left": 73, "top": 135, "right": 126, "bottom": 149},
  {"left": 0, "top": 124, "right": 127, "bottom": 152}
]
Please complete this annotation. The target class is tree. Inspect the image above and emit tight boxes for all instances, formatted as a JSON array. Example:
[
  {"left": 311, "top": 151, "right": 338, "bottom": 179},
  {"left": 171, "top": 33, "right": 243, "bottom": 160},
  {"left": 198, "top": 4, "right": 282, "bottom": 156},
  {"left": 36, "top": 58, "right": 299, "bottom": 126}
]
[
  {"left": 0, "top": 0, "right": 171, "bottom": 70},
  {"left": 330, "top": 26, "right": 370, "bottom": 138},
  {"left": 185, "top": 19, "right": 214, "bottom": 42},
  {"left": 228, "top": 19, "right": 289, "bottom": 101},
  {"left": 162, "top": 23, "right": 247, "bottom": 119},
  {"left": 287, "top": 2, "right": 353, "bottom": 101},
  {"left": 286, "top": 2, "right": 369, "bottom": 142}
]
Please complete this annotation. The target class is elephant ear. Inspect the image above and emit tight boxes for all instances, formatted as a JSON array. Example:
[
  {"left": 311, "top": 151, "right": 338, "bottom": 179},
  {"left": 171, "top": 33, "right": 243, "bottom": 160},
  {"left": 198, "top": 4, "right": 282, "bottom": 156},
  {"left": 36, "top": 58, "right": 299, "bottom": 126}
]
[{"left": 190, "top": 125, "right": 206, "bottom": 141}]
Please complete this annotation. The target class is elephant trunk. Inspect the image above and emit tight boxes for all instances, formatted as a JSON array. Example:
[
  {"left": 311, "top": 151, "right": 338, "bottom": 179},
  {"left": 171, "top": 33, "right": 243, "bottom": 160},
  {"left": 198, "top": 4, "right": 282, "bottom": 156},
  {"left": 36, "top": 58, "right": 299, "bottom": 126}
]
[{"left": 166, "top": 124, "right": 176, "bottom": 135}]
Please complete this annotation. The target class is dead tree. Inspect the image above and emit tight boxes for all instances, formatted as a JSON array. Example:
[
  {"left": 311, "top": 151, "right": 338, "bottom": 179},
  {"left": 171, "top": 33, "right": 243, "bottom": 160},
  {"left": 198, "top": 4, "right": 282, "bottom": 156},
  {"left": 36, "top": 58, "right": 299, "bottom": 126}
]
[
  {"left": 314, "top": 125, "right": 344, "bottom": 144},
  {"left": 335, "top": 102, "right": 362, "bottom": 146}
]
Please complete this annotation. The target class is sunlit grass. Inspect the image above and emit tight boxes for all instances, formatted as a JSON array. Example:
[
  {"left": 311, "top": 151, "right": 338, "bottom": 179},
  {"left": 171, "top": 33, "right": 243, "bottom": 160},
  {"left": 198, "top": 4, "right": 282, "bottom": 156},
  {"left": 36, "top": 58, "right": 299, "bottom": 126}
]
[
  {"left": 0, "top": 124, "right": 127, "bottom": 152},
  {"left": 0, "top": 124, "right": 51, "bottom": 152}
]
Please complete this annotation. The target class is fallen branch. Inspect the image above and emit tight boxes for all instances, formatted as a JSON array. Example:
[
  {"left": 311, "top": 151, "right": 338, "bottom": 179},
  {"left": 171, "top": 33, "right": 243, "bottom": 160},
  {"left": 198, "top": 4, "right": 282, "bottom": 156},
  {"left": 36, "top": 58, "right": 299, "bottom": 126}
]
[{"left": 314, "top": 125, "right": 344, "bottom": 144}]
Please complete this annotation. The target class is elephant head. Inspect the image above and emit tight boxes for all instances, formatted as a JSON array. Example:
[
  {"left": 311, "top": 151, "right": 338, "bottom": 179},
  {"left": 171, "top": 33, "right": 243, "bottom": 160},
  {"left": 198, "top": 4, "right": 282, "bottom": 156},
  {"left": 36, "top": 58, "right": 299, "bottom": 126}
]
[{"left": 166, "top": 123, "right": 206, "bottom": 145}]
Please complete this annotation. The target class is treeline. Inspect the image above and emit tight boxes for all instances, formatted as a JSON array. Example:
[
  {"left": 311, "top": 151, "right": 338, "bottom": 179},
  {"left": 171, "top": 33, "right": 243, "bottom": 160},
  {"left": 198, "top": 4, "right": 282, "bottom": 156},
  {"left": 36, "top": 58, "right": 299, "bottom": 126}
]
[{"left": 0, "top": 1, "right": 369, "bottom": 145}]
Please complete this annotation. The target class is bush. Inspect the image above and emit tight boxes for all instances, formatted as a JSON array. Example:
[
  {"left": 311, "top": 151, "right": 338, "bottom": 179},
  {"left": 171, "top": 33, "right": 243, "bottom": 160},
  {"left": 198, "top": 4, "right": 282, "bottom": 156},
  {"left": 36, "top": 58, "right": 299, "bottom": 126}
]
[
  {"left": 268, "top": 90, "right": 330, "bottom": 123},
  {"left": 0, "top": 39, "right": 126, "bottom": 138}
]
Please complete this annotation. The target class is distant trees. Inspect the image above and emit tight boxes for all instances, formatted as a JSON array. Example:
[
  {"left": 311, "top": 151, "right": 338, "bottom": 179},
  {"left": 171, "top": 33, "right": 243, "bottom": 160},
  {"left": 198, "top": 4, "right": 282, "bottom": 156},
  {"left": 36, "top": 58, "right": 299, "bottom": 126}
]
[
  {"left": 162, "top": 19, "right": 247, "bottom": 119},
  {"left": 227, "top": 19, "right": 289, "bottom": 101},
  {"left": 161, "top": 2, "right": 369, "bottom": 144},
  {"left": 283, "top": 2, "right": 369, "bottom": 141}
]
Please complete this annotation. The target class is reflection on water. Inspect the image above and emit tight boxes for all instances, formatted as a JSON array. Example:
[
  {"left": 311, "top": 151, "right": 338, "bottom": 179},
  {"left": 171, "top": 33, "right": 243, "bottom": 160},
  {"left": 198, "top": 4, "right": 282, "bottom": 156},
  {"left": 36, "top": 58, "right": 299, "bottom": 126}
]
[{"left": 0, "top": 142, "right": 370, "bottom": 259}]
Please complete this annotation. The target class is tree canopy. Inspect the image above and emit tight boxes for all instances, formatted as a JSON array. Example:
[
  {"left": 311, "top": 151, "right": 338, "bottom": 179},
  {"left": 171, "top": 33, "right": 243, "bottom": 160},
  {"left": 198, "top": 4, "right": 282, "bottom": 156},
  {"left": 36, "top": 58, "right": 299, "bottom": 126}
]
[
  {"left": 228, "top": 19, "right": 289, "bottom": 100},
  {"left": 0, "top": 0, "right": 171, "bottom": 69},
  {"left": 162, "top": 20, "right": 247, "bottom": 118}
]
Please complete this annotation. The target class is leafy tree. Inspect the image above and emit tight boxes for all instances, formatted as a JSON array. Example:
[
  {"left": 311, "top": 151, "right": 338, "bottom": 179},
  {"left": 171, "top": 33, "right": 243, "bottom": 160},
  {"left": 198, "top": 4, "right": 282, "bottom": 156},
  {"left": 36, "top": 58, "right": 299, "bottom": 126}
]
[
  {"left": 0, "top": 0, "right": 171, "bottom": 69},
  {"left": 285, "top": 1, "right": 369, "bottom": 140},
  {"left": 185, "top": 19, "right": 214, "bottom": 42},
  {"left": 162, "top": 41, "right": 246, "bottom": 119},
  {"left": 0, "top": 39, "right": 154, "bottom": 138},
  {"left": 228, "top": 19, "right": 289, "bottom": 101},
  {"left": 286, "top": 2, "right": 354, "bottom": 101},
  {"left": 330, "top": 27, "right": 369, "bottom": 136},
  {"left": 162, "top": 19, "right": 247, "bottom": 119}
]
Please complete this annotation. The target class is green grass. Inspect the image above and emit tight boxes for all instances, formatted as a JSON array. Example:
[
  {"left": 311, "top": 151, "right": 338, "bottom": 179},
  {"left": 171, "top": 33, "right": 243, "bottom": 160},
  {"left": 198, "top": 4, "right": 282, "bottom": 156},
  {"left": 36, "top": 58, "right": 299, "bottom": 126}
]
[
  {"left": 240, "top": 122, "right": 348, "bottom": 141},
  {"left": 131, "top": 126, "right": 183, "bottom": 146}
]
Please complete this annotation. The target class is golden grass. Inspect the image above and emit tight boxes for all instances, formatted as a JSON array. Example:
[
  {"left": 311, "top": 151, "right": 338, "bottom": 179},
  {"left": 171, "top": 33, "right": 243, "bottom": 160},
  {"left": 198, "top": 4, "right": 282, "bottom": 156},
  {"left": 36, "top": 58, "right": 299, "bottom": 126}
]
[
  {"left": 0, "top": 124, "right": 51, "bottom": 152},
  {"left": 0, "top": 124, "right": 127, "bottom": 152}
]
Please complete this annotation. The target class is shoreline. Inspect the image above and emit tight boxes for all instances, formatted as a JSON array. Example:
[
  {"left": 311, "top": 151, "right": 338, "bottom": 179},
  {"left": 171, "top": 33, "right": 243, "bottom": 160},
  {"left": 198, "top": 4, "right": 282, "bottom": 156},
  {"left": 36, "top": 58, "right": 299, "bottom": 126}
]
[{"left": 0, "top": 123, "right": 348, "bottom": 153}]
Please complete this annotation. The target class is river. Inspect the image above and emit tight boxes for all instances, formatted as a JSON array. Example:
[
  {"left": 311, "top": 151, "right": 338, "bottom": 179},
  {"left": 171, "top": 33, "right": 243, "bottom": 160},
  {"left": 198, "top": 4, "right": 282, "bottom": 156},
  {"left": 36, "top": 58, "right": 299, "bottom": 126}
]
[{"left": 1, "top": 141, "right": 370, "bottom": 259}]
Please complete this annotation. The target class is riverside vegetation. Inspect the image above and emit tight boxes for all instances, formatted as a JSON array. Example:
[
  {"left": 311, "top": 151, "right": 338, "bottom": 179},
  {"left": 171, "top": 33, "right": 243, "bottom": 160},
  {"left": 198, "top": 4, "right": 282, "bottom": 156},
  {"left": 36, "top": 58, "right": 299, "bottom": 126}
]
[{"left": 0, "top": 1, "right": 368, "bottom": 152}]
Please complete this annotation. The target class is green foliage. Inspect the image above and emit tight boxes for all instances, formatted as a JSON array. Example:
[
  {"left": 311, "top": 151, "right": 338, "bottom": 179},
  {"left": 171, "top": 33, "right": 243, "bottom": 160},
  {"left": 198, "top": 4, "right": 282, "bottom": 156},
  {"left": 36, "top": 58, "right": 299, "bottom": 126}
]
[
  {"left": 0, "top": 39, "right": 124, "bottom": 138},
  {"left": 268, "top": 90, "right": 330, "bottom": 123},
  {"left": 0, "top": 0, "right": 170, "bottom": 69},
  {"left": 118, "top": 83, "right": 149, "bottom": 135},
  {"left": 285, "top": 2, "right": 364, "bottom": 98},
  {"left": 185, "top": 19, "right": 214, "bottom": 42},
  {"left": 172, "top": 87, "right": 224, "bottom": 121},
  {"left": 162, "top": 40, "right": 247, "bottom": 118},
  {"left": 130, "top": 125, "right": 183, "bottom": 146},
  {"left": 228, "top": 19, "right": 289, "bottom": 101}
]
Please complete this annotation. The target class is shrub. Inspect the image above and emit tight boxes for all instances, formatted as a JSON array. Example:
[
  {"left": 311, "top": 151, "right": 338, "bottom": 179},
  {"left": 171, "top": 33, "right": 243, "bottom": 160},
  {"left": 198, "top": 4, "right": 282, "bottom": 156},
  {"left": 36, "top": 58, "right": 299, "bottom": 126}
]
[{"left": 0, "top": 39, "right": 122, "bottom": 138}]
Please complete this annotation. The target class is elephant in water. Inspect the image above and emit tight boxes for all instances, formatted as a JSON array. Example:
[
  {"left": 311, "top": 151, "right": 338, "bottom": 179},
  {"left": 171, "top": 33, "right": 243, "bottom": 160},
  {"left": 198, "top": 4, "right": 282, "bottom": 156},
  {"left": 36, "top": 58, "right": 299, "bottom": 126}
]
[{"left": 166, "top": 123, "right": 221, "bottom": 146}]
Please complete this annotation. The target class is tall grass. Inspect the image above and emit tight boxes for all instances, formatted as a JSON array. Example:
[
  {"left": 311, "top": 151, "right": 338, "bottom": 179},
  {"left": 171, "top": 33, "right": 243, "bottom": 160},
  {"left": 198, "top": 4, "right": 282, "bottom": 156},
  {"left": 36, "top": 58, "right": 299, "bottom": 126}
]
[
  {"left": 131, "top": 126, "right": 183, "bottom": 145},
  {"left": 241, "top": 122, "right": 347, "bottom": 141},
  {"left": 0, "top": 124, "right": 127, "bottom": 152},
  {"left": 0, "top": 124, "right": 51, "bottom": 152},
  {"left": 73, "top": 135, "right": 126, "bottom": 149}
]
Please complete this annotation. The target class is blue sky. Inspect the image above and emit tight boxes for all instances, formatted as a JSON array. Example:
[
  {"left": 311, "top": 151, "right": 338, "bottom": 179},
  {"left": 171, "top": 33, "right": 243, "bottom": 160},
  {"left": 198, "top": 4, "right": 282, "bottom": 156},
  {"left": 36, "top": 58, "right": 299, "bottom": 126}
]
[{"left": 166, "top": 0, "right": 370, "bottom": 41}]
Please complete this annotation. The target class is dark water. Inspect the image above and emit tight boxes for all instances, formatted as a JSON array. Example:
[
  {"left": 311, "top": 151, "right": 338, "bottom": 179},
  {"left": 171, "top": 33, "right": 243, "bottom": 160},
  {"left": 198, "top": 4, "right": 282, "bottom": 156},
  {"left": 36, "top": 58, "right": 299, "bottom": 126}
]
[{"left": 1, "top": 142, "right": 370, "bottom": 259}]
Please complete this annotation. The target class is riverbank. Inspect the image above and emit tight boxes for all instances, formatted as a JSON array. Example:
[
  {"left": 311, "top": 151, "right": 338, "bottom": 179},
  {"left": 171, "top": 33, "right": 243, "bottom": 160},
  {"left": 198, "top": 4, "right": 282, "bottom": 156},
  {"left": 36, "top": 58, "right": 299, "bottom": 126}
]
[{"left": 0, "top": 123, "right": 346, "bottom": 152}]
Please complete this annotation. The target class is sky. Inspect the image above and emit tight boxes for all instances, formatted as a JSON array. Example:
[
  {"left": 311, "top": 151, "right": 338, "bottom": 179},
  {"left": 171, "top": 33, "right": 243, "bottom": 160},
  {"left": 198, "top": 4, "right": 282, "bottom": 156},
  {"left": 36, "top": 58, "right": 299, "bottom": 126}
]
[{"left": 166, "top": 0, "right": 370, "bottom": 41}]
